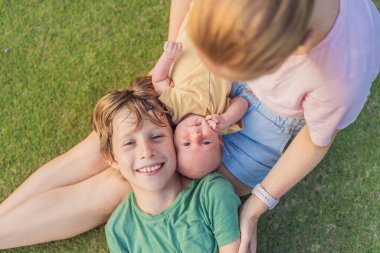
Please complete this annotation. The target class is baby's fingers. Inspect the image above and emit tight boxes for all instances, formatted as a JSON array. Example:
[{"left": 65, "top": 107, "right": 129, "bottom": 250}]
[
  {"left": 209, "top": 122, "right": 217, "bottom": 131},
  {"left": 164, "top": 41, "right": 176, "bottom": 52},
  {"left": 208, "top": 114, "right": 219, "bottom": 123},
  {"left": 206, "top": 120, "right": 219, "bottom": 132}
]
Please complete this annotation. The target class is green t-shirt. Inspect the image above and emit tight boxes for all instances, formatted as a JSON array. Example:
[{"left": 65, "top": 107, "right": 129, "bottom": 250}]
[{"left": 105, "top": 173, "right": 241, "bottom": 253}]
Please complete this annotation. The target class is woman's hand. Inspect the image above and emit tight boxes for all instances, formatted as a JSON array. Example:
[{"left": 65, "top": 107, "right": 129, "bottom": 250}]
[
  {"left": 238, "top": 195, "right": 268, "bottom": 253},
  {"left": 238, "top": 217, "right": 258, "bottom": 253}
]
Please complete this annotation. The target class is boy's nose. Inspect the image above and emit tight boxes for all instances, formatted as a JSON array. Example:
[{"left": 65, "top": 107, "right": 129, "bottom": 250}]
[{"left": 138, "top": 142, "right": 155, "bottom": 159}]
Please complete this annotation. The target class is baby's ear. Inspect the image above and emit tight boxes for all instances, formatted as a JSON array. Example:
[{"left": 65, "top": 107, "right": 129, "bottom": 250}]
[{"left": 219, "top": 135, "right": 224, "bottom": 146}]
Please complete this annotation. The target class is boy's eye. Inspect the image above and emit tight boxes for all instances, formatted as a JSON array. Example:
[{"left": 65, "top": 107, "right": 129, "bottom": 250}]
[
  {"left": 152, "top": 135, "right": 164, "bottom": 140},
  {"left": 182, "top": 141, "right": 190, "bottom": 147},
  {"left": 202, "top": 140, "right": 211, "bottom": 145},
  {"left": 123, "top": 141, "right": 135, "bottom": 146}
]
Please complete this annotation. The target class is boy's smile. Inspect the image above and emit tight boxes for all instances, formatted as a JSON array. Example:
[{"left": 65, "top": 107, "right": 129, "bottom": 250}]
[{"left": 134, "top": 162, "right": 164, "bottom": 175}]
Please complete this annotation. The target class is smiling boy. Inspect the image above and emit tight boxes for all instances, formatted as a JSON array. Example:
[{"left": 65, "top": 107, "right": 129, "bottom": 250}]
[{"left": 92, "top": 77, "right": 241, "bottom": 253}]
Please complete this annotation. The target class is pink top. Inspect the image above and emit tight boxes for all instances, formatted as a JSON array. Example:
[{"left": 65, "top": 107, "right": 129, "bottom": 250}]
[{"left": 247, "top": 0, "right": 380, "bottom": 146}]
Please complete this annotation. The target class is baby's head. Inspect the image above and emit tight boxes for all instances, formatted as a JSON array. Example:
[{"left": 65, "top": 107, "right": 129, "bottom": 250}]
[{"left": 174, "top": 114, "right": 222, "bottom": 179}]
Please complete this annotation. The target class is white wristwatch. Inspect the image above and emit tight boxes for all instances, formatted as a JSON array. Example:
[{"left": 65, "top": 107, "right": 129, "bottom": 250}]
[{"left": 252, "top": 184, "right": 279, "bottom": 210}]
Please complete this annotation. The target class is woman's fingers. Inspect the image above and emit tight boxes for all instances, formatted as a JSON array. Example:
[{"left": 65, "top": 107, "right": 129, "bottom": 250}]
[
  {"left": 237, "top": 215, "right": 257, "bottom": 253},
  {"left": 238, "top": 197, "right": 261, "bottom": 253}
]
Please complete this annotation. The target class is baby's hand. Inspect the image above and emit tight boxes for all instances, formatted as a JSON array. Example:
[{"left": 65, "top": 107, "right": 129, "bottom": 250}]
[
  {"left": 164, "top": 41, "right": 183, "bottom": 60},
  {"left": 206, "top": 114, "right": 225, "bottom": 133}
]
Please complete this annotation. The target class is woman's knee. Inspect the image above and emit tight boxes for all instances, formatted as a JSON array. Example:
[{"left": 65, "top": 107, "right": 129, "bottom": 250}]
[
  {"left": 67, "top": 132, "right": 101, "bottom": 158},
  {"left": 61, "top": 131, "right": 108, "bottom": 173}
]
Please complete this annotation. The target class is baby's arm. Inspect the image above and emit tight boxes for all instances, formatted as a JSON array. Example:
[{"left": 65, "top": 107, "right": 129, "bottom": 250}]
[
  {"left": 206, "top": 97, "right": 248, "bottom": 132},
  {"left": 151, "top": 41, "right": 182, "bottom": 95}
]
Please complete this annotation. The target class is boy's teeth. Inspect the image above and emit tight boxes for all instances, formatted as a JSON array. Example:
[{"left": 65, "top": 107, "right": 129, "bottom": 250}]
[{"left": 138, "top": 164, "right": 161, "bottom": 173}]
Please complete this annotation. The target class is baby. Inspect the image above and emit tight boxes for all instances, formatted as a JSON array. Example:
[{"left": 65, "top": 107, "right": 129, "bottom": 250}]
[{"left": 152, "top": 40, "right": 248, "bottom": 179}]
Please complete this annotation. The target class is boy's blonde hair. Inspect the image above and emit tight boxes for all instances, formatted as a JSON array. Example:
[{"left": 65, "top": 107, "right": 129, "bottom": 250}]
[
  {"left": 188, "top": 0, "right": 315, "bottom": 80},
  {"left": 92, "top": 76, "right": 170, "bottom": 162}
]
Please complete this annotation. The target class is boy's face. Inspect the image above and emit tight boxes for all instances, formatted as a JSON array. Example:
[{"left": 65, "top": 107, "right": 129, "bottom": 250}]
[
  {"left": 174, "top": 114, "right": 222, "bottom": 179},
  {"left": 110, "top": 108, "right": 177, "bottom": 193}
]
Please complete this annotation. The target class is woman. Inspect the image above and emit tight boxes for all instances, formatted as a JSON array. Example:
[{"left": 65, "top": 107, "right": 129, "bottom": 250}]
[
  {"left": 0, "top": 1, "right": 379, "bottom": 252},
  {"left": 186, "top": 0, "right": 380, "bottom": 252}
]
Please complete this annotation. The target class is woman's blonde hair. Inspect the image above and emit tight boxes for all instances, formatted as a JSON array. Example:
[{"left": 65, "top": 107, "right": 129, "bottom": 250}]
[
  {"left": 92, "top": 76, "right": 170, "bottom": 162},
  {"left": 188, "top": 0, "right": 315, "bottom": 80}
]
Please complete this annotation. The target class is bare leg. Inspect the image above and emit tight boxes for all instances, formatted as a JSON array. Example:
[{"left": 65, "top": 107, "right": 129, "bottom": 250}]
[
  {"left": 0, "top": 131, "right": 108, "bottom": 217},
  {"left": 0, "top": 167, "right": 130, "bottom": 249}
]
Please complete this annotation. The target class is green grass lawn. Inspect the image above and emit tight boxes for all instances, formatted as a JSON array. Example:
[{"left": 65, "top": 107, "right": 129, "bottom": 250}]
[{"left": 1, "top": 0, "right": 379, "bottom": 252}]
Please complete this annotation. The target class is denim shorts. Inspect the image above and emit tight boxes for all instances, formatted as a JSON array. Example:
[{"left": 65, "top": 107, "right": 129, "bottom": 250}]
[{"left": 222, "top": 83, "right": 305, "bottom": 187}]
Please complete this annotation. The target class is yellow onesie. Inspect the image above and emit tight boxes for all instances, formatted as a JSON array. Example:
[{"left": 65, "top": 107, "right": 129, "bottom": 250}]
[{"left": 159, "top": 3, "right": 240, "bottom": 134}]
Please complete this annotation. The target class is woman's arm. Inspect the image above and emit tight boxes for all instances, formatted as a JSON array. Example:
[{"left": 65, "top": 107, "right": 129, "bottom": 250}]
[
  {"left": 238, "top": 124, "right": 335, "bottom": 253},
  {"left": 0, "top": 131, "right": 108, "bottom": 217},
  {"left": 168, "top": 0, "right": 191, "bottom": 41}
]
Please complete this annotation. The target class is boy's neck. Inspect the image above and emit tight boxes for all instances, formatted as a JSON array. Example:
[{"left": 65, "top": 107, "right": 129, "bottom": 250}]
[
  {"left": 133, "top": 173, "right": 188, "bottom": 215},
  {"left": 294, "top": 0, "right": 340, "bottom": 55}
]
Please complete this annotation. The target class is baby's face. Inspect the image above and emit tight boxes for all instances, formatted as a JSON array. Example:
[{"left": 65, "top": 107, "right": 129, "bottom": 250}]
[{"left": 174, "top": 114, "right": 222, "bottom": 179}]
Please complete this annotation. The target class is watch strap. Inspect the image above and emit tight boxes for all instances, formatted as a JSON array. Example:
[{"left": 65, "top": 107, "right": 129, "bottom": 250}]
[{"left": 252, "top": 184, "right": 279, "bottom": 210}]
